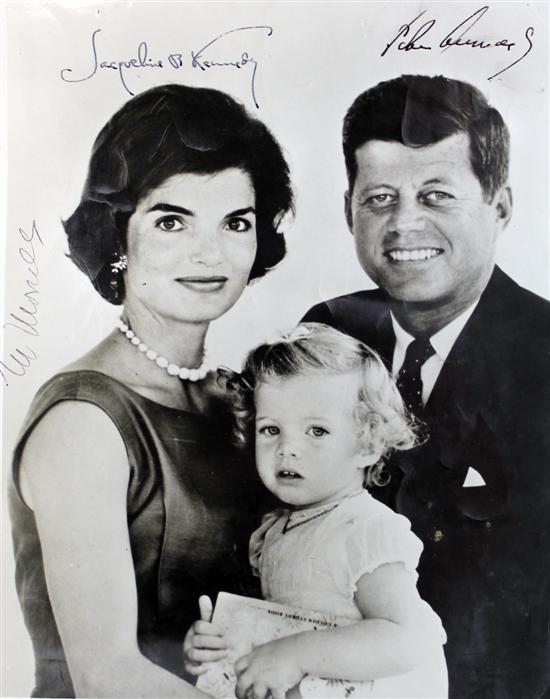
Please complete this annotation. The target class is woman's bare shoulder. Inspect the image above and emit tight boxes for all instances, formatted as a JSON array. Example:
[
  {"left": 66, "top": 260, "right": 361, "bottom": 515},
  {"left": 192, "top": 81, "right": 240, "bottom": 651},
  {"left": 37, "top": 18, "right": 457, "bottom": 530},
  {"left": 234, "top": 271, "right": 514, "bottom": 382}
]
[
  {"left": 20, "top": 400, "right": 128, "bottom": 507},
  {"left": 61, "top": 331, "right": 123, "bottom": 375},
  {"left": 59, "top": 333, "right": 164, "bottom": 401},
  {"left": 25, "top": 398, "right": 124, "bottom": 441}
]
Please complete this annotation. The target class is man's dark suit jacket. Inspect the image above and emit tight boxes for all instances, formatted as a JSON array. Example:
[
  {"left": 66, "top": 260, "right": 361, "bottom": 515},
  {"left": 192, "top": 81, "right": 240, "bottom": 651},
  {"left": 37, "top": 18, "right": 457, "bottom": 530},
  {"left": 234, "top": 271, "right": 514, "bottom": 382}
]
[{"left": 303, "top": 266, "right": 550, "bottom": 699}]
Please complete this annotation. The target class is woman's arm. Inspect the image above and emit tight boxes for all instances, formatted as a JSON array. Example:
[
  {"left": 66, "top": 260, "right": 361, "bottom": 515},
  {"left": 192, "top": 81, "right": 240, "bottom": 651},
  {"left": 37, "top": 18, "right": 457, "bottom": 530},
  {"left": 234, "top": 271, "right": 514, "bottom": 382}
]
[
  {"left": 20, "top": 401, "right": 208, "bottom": 698},
  {"left": 235, "top": 562, "right": 440, "bottom": 698}
]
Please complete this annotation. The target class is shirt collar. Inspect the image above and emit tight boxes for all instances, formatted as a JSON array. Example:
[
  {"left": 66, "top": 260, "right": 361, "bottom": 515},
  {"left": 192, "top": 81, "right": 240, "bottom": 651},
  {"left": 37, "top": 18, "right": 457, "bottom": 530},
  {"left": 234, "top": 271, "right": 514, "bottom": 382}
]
[{"left": 391, "top": 300, "right": 480, "bottom": 363}]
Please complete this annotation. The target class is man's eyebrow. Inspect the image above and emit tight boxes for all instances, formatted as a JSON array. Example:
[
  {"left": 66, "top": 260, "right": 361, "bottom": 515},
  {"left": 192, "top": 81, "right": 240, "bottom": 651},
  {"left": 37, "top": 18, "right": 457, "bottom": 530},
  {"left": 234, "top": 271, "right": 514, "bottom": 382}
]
[
  {"left": 422, "top": 177, "right": 452, "bottom": 186},
  {"left": 353, "top": 183, "right": 394, "bottom": 197},
  {"left": 354, "top": 177, "right": 455, "bottom": 196},
  {"left": 147, "top": 203, "right": 193, "bottom": 215}
]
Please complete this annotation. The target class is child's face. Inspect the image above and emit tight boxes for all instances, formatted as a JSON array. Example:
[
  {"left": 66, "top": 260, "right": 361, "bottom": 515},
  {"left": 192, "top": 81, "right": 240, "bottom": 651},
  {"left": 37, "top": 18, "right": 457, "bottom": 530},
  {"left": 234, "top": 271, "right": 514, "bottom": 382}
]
[{"left": 254, "top": 371, "right": 367, "bottom": 509}]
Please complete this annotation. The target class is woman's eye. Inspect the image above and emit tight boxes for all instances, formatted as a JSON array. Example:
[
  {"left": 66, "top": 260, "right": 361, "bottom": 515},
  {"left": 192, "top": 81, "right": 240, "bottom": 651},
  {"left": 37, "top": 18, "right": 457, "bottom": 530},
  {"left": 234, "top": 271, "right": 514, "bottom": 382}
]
[
  {"left": 156, "top": 216, "right": 185, "bottom": 232},
  {"left": 225, "top": 218, "right": 252, "bottom": 233},
  {"left": 306, "top": 426, "right": 329, "bottom": 438},
  {"left": 258, "top": 425, "right": 280, "bottom": 436}
]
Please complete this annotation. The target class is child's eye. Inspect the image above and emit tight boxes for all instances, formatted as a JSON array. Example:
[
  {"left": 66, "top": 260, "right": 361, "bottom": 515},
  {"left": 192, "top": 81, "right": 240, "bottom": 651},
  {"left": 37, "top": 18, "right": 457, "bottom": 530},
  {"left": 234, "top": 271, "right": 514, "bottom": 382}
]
[
  {"left": 156, "top": 215, "right": 185, "bottom": 232},
  {"left": 258, "top": 425, "right": 280, "bottom": 436},
  {"left": 306, "top": 426, "right": 329, "bottom": 438}
]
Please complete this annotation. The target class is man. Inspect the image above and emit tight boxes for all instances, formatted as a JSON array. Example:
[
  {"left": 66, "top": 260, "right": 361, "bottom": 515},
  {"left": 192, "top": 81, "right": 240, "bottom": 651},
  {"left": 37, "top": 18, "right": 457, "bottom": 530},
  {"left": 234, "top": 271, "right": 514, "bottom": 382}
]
[{"left": 303, "top": 75, "right": 550, "bottom": 698}]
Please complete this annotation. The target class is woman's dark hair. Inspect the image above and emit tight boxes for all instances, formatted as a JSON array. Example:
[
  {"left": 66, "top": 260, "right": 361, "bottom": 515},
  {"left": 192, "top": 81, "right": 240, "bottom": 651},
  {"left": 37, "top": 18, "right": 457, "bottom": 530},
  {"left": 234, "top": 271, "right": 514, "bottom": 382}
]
[
  {"left": 343, "top": 74, "right": 509, "bottom": 202},
  {"left": 64, "top": 84, "right": 294, "bottom": 304}
]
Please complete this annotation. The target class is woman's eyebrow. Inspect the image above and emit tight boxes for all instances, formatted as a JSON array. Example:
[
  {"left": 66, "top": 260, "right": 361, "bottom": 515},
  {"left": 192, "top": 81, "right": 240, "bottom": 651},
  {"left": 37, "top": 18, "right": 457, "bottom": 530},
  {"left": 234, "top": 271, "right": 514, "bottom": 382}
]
[
  {"left": 225, "top": 207, "right": 256, "bottom": 217},
  {"left": 146, "top": 205, "right": 256, "bottom": 216},
  {"left": 147, "top": 203, "right": 193, "bottom": 215}
]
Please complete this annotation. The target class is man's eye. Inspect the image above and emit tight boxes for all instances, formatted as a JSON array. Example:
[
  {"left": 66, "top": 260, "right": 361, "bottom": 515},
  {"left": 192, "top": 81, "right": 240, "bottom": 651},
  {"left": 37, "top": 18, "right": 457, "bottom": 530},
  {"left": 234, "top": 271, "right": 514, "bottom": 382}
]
[
  {"left": 306, "top": 426, "right": 329, "bottom": 438},
  {"left": 364, "top": 193, "right": 396, "bottom": 209},
  {"left": 423, "top": 191, "right": 454, "bottom": 204},
  {"left": 156, "top": 216, "right": 185, "bottom": 232},
  {"left": 225, "top": 218, "right": 252, "bottom": 232},
  {"left": 258, "top": 425, "right": 279, "bottom": 436}
]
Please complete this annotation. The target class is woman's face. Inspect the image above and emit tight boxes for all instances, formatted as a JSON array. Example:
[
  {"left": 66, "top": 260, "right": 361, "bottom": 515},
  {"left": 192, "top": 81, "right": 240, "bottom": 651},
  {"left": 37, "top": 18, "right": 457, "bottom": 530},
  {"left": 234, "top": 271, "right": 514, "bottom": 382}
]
[{"left": 124, "top": 168, "right": 257, "bottom": 325}]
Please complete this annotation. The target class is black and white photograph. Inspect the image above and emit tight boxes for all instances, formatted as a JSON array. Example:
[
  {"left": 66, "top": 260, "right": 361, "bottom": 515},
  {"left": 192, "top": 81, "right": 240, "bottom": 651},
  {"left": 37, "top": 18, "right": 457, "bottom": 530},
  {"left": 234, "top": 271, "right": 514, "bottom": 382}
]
[{"left": 2, "top": 2, "right": 549, "bottom": 698}]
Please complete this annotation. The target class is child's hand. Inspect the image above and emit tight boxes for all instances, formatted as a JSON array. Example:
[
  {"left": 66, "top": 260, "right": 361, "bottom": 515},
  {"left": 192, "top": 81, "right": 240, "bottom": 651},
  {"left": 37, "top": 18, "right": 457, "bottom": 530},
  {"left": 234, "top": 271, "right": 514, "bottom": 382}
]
[
  {"left": 183, "top": 595, "right": 229, "bottom": 677},
  {"left": 234, "top": 637, "right": 305, "bottom": 699}
]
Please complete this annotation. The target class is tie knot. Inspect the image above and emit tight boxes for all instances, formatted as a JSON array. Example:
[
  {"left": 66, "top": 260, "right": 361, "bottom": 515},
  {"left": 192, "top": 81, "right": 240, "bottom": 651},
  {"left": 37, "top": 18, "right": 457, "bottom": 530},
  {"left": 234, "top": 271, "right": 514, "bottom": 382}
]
[
  {"left": 404, "top": 337, "right": 435, "bottom": 367},
  {"left": 396, "top": 337, "right": 435, "bottom": 416}
]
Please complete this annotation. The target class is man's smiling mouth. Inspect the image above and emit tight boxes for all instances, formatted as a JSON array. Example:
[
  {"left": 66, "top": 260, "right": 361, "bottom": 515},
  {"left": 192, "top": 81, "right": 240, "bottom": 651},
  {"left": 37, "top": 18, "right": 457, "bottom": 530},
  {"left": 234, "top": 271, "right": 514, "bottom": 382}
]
[{"left": 385, "top": 248, "right": 443, "bottom": 262}]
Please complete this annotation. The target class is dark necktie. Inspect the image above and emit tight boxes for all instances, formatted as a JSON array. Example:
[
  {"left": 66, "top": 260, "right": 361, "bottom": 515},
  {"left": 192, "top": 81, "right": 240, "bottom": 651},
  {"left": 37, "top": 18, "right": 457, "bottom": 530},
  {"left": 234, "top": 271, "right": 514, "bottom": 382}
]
[{"left": 396, "top": 337, "right": 436, "bottom": 416}]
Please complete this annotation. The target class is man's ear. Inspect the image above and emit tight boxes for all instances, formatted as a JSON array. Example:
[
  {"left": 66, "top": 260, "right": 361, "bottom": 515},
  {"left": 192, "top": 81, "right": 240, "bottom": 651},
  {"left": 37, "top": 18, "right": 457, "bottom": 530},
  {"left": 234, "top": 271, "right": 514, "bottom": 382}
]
[
  {"left": 494, "top": 186, "right": 513, "bottom": 232},
  {"left": 344, "top": 191, "right": 353, "bottom": 233}
]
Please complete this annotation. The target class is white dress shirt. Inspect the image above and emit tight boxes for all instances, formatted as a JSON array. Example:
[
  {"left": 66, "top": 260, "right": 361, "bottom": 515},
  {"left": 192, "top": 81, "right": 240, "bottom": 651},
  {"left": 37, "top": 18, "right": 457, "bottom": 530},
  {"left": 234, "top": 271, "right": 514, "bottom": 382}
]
[{"left": 391, "top": 301, "right": 479, "bottom": 406}]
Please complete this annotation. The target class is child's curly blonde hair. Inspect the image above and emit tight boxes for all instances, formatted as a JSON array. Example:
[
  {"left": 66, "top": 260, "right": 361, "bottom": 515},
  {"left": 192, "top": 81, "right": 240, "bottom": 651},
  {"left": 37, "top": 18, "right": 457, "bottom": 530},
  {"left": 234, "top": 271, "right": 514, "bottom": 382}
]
[{"left": 227, "top": 323, "right": 421, "bottom": 487}]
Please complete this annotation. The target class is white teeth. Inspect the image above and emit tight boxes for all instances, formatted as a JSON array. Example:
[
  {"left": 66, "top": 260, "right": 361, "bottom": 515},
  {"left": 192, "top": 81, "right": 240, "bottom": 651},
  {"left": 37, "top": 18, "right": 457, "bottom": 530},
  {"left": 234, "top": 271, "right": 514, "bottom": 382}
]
[{"left": 388, "top": 248, "right": 441, "bottom": 262}]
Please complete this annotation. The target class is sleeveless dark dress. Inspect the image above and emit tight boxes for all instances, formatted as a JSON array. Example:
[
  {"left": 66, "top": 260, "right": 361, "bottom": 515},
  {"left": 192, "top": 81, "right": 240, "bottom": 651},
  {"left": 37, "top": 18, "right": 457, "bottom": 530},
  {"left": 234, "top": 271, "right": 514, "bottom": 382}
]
[{"left": 8, "top": 370, "right": 261, "bottom": 698}]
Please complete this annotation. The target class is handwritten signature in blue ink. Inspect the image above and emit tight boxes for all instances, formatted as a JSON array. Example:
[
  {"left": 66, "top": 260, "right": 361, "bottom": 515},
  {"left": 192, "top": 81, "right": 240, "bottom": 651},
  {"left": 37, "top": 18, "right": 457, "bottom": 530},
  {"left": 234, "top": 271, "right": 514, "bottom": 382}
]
[
  {"left": 381, "top": 5, "right": 534, "bottom": 80},
  {"left": 1, "top": 221, "right": 43, "bottom": 387},
  {"left": 60, "top": 26, "right": 273, "bottom": 108},
  {"left": 190, "top": 26, "right": 272, "bottom": 109}
]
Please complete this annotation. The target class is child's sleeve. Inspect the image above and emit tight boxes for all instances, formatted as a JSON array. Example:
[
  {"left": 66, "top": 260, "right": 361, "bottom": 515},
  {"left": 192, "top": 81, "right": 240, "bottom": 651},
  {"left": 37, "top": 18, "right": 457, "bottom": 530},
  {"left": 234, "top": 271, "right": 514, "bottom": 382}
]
[
  {"left": 248, "top": 509, "right": 286, "bottom": 577},
  {"left": 344, "top": 512, "right": 424, "bottom": 594}
]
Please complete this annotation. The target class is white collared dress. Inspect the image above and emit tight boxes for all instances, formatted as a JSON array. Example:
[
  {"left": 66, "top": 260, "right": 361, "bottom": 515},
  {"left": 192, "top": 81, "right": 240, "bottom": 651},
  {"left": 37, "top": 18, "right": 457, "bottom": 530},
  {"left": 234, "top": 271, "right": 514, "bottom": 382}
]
[{"left": 250, "top": 489, "right": 448, "bottom": 698}]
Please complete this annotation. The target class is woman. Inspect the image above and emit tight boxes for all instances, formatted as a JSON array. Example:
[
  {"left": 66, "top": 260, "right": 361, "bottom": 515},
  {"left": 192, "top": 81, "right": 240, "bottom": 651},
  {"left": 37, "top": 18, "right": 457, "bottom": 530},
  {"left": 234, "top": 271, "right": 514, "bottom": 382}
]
[{"left": 9, "top": 84, "right": 293, "bottom": 698}]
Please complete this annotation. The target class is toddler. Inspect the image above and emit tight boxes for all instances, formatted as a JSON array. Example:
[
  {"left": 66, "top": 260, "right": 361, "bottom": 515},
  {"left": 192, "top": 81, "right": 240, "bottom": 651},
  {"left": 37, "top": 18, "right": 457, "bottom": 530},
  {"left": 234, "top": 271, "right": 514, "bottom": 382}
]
[{"left": 185, "top": 324, "right": 447, "bottom": 698}]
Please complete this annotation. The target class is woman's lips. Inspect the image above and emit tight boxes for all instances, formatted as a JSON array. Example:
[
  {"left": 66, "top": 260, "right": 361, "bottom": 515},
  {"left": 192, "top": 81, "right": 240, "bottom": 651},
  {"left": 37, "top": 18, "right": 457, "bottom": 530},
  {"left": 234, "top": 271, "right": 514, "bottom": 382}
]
[{"left": 175, "top": 276, "right": 228, "bottom": 292}]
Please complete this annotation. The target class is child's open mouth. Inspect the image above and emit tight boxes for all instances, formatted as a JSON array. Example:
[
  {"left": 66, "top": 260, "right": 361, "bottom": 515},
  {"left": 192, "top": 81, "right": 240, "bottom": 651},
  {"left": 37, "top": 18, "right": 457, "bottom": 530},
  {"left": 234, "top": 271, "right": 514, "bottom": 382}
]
[{"left": 277, "top": 470, "right": 303, "bottom": 479}]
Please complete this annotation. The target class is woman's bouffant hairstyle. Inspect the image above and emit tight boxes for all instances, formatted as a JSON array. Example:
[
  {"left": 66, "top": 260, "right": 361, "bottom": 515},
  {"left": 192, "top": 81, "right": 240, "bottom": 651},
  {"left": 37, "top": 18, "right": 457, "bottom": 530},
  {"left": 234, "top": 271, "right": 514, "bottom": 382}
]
[
  {"left": 64, "top": 84, "right": 294, "bottom": 304},
  {"left": 343, "top": 74, "right": 509, "bottom": 202},
  {"left": 228, "top": 323, "right": 419, "bottom": 487}
]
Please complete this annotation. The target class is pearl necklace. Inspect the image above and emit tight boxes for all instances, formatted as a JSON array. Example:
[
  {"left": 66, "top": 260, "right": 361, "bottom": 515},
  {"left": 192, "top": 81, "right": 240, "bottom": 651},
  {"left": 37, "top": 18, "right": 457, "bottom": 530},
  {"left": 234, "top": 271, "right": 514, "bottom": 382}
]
[{"left": 116, "top": 318, "right": 208, "bottom": 382}]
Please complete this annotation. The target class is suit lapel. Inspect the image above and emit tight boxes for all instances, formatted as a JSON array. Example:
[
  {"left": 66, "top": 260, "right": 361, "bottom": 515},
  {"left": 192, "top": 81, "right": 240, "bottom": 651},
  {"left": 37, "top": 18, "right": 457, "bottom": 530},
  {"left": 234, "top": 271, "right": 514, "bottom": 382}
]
[
  {"left": 373, "top": 308, "right": 395, "bottom": 371},
  {"left": 425, "top": 267, "right": 507, "bottom": 429},
  {"left": 325, "top": 289, "right": 396, "bottom": 368},
  {"left": 415, "top": 269, "right": 509, "bottom": 516}
]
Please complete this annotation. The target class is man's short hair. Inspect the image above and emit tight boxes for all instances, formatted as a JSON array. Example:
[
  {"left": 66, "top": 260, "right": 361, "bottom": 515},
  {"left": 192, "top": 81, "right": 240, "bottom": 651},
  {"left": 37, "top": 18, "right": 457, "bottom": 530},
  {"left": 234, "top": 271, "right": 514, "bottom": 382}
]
[{"left": 343, "top": 74, "right": 509, "bottom": 201}]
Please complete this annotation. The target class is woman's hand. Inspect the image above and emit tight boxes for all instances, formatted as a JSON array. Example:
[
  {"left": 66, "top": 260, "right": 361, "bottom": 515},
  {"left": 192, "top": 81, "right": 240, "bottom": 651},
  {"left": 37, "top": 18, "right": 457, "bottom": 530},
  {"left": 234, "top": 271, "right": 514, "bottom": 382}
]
[
  {"left": 234, "top": 637, "right": 305, "bottom": 699},
  {"left": 183, "top": 596, "right": 229, "bottom": 676}
]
